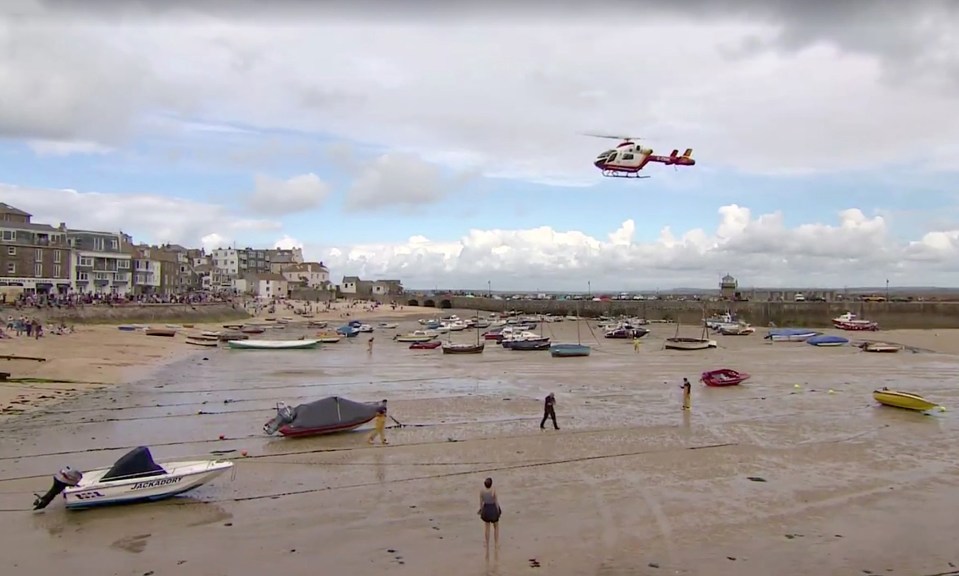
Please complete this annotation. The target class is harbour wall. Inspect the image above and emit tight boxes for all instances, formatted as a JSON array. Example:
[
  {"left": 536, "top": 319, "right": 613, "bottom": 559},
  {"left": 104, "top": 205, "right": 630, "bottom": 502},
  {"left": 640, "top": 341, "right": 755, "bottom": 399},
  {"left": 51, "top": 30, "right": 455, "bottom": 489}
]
[
  {"left": 2, "top": 302, "right": 252, "bottom": 325},
  {"left": 404, "top": 296, "right": 959, "bottom": 329}
]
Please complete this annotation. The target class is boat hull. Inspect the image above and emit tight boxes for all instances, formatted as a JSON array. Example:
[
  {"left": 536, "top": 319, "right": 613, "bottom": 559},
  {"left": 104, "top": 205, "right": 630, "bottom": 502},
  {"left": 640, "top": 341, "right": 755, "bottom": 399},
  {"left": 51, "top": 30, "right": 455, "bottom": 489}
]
[
  {"left": 228, "top": 339, "right": 320, "bottom": 350},
  {"left": 63, "top": 461, "right": 233, "bottom": 509},
  {"left": 873, "top": 390, "right": 939, "bottom": 412},
  {"left": 664, "top": 338, "right": 714, "bottom": 351},
  {"left": 509, "top": 340, "right": 550, "bottom": 351},
  {"left": 442, "top": 343, "right": 485, "bottom": 354},
  {"left": 807, "top": 335, "right": 849, "bottom": 347},
  {"left": 410, "top": 341, "right": 442, "bottom": 349},
  {"left": 701, "top": 369, "right": 750, "bottom": 387},
  {"left": 278, "top": 418, "right": 374, "bottom": 438},
  {"left": 549, "top": 344, "right": 591, "bottom": 357}
]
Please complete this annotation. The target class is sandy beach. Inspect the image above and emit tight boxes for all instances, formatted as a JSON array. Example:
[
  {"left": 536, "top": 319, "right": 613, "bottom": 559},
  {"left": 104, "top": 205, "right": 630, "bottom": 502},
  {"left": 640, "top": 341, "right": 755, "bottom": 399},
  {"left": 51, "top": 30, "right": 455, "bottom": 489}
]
[{"left": 1, "top": 307, "right": 958, "bottom": 575}]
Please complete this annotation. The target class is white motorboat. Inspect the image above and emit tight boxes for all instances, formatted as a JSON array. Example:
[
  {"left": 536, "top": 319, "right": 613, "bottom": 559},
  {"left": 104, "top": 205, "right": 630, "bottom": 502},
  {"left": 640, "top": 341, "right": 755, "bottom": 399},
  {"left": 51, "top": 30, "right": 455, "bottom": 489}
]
[
  {"left": 357, "top": 324, "right": 374, "bottom": 333},
  {"left": 33, "top": 447, "right": 234, "bottom": 510},
  {"left": 377, "top": 322, "right": 398, "bottom": 329},
  {"left": 228, "top": 339, "right": 320, "bottom": 350}
]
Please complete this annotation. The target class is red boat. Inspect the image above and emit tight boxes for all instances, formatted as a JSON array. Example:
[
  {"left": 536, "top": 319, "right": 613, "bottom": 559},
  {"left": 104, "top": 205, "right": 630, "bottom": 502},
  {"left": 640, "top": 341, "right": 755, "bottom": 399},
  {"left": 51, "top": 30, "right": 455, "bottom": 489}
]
[
  {"left": 410, "top": 341, "right": 442, "bottom": 349},
  {"left": 700, "top": 368, "right": 750, "bottom": 387}
]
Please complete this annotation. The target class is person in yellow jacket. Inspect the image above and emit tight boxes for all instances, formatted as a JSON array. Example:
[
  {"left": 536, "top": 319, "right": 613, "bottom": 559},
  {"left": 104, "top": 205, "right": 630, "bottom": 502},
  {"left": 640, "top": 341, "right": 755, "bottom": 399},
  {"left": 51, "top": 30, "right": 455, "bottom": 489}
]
[{"left": 367, "top": 406, "right": 389, "bottom": 445}]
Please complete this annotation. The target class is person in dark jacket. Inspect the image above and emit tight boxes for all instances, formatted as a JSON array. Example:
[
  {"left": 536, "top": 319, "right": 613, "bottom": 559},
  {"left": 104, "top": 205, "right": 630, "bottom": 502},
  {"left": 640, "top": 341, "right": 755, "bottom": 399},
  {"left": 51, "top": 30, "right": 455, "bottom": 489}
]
[{"left": 540, "top": 393, "right": 559, "bottom": 430}]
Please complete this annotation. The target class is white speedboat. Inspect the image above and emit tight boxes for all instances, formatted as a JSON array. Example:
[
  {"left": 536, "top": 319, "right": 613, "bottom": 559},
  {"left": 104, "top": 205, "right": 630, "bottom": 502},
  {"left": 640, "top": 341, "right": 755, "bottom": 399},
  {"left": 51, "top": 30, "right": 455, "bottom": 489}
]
[
  {"left": 33, "top": 447, "right": 234, "bottom": 510},
  {"left": 228, "top": 339, "right": 320, "bottom": 350},
  {"left": 377, "top": 322, "right": 398, "bottom": 329}
]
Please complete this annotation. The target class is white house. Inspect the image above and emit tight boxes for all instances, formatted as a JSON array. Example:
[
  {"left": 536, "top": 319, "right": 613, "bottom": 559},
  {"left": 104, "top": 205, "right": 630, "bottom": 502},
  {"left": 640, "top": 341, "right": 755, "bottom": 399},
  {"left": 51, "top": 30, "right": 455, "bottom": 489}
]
[
  {"left": 372, "top": 279, "right": 403, "bottom": 296},
  {"left": 282, "top": 261, "right": 330, "bottom": 289},
  {"left": 211, "top": 248, "right": 240, "bottom": 275},
  {"left": 253, "top": 273, "right": 288, "bottom": 300},
  {"left": 131, "top": 246, "right": 162, "bottom": 294}
]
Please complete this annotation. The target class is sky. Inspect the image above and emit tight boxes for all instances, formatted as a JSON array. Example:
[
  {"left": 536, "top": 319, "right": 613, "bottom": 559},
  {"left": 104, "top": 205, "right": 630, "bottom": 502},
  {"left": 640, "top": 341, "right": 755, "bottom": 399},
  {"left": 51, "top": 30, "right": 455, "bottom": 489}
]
[{"left": 1, "top": 0, "right": 958, "bottom": 291}]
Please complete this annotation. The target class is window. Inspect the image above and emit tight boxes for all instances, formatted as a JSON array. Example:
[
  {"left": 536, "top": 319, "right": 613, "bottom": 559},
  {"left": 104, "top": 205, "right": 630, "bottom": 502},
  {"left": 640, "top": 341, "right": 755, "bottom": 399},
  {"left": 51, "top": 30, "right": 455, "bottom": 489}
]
[
  {"left": 6, "top": 246, "right": 14, "bottom": 256},
  {"left": 53, "top": 250, "right": 62, "bottom": 263},
  {"left": 622, "top": 153, "right": 634, "bottom": 160},
  {"left": 35, "top": 263, "right": 42, "bottom": 277},
  {"left": 78, "top": 272, "right": 89, "bottom": 281},
  {"left": 6, "top": 262, "right": 14, "bottom": 274},
  {"left": 110, "top": 238, "right": 118, "bottom": 250},
  {"left": 79, "top": 257, "right": 94, "bottom": 267},
  {"left": 53, "top": 264, "right": 62, "bottom": 277},
  {"left": 35, "top": 248, "right": 43, "bottom": 262},
  {"left": 118, "top": 259, "right": 130, "bottom": 269},
  {"left": 93, "top": 237, "right": 105, "bottom": 251}
]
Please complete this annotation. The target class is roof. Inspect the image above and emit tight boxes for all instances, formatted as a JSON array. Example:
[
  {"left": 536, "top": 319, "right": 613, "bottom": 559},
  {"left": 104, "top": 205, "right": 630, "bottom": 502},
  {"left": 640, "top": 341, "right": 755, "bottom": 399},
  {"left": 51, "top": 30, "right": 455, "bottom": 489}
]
[
  {"left": 0, "top": 220, "right": 59, "bottom": 233},
  {"left": 256, "top": 273, "right": 287, "bottom": 282},
  {"left": 343, "top": 275, "right": 361, "bottom": 283},
  {"left": 285, "top": 262, "right": 329, "bottom": 273},
  {"left": 0, "top": 203, "right": 31, "bottom": 218}
]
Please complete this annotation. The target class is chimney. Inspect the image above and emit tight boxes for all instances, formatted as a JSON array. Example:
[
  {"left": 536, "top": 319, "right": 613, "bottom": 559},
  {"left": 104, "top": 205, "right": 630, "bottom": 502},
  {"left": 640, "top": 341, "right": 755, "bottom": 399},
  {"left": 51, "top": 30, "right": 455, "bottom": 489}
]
[{"left": 59, "top": 222, "right": 66, "bottom": 231}]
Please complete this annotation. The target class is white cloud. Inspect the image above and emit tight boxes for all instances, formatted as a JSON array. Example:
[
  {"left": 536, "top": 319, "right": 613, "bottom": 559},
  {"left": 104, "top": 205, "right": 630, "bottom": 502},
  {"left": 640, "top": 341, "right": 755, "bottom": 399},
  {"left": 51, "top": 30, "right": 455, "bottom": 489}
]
[
  {"left": 0, "top": 183, "right": 281, "bottom": 249},
  {"left": 1, "top": 7, "right": 956, "bottom": 183},
  {"left": 344, "top": 152, "right": 465, "bottom": 211},
  {"left": 273, "top": 234, "right": 303, "bottom": 250},
  {"left": 247, "top": 173, "right": 330, "bottom": 215},
  {"left": 26, "top": 139, "right": 113, "bottom": 156},
  {"left": 311, "top": 204, "right": 959, "bottom": 289}
]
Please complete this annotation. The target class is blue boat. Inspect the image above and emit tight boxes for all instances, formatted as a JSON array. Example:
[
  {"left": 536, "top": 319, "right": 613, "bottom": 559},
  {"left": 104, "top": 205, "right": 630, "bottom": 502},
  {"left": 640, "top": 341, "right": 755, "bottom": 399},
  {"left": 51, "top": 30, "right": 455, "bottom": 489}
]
[
  {"left": 549, "top": 343, "right": 591, "bottom": 357},
  {"left": 336, "top": 325, "right": 360, "bottom": 337},
  {"left": 764, "top": 328, "right": 821, "bottom": 342},
  {"left": 806, "top": 334, "right": 849, "bottom": 347}
]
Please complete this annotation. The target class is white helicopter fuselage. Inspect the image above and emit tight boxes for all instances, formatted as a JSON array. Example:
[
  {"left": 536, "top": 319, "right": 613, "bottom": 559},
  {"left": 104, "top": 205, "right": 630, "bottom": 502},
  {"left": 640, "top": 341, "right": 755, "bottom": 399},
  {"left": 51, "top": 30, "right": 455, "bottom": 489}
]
[{"left": 595, "top": 143, "right": 652, "bottom": 169}]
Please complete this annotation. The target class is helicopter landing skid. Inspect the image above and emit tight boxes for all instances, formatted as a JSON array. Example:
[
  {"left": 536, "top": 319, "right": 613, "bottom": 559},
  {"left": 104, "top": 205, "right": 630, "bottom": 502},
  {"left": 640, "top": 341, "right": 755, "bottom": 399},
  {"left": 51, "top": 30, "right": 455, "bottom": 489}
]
[{"left": 602, "top": 170, "right": 651, "bottom": 179}]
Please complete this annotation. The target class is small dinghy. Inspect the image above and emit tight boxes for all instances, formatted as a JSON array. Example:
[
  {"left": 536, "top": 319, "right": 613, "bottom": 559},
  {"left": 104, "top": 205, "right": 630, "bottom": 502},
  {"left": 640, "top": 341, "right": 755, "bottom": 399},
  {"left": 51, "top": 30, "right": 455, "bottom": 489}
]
[
  {"left": 700, "top": 368, "right": 751, "bottom": 387},
  {"left": 409, "top": 340, "right": 441, "bottom": 349},
  {"left": 228, "top": 339, "right": 320, "bottom": 350},
  {"left": 861, "top": 341, "right": 902, "bottom": 353},
  {"left": 549, "top": 343, "right": 591, "bottom": 357},
  {"left": 264, "top": 397, "right": 385, "bottom": 438},
  {"left": 32, "top": 446, "right": 233, "bottom": 510},
  {"left": 764, "top": 328, "right": 820, "bottom": 342},
  {"left": 873, "top": 388, "right": 942, "bottom": 412},
  {"left": 185, "top": 338, "right": 218, "bottom": 347},
  {"left": 145, "top": 328, "right": 177, "bottom": 337},
  {"left": 807, "top": 334, "right": 849, "bottom": 347}
]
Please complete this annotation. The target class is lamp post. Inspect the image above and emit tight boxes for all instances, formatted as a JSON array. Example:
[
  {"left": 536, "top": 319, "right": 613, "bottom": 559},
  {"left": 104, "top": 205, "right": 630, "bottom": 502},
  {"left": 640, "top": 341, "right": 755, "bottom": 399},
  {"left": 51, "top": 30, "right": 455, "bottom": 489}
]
[
  {"left": 588, "top": 280, "right": 591, "bottom": 297},
  {"left": 885, "top": 279, "right": 889, "bottom": 302},
  {"left": 487, "top": 280, "right": 491, "bottom": 298}
]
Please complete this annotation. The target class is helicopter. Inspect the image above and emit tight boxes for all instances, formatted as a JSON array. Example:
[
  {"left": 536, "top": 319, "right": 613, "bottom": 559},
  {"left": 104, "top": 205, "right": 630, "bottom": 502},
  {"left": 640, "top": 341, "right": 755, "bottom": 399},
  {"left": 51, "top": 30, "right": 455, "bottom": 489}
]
[{"left": 588, "top": 134, "right": 695, "bottom": 178}]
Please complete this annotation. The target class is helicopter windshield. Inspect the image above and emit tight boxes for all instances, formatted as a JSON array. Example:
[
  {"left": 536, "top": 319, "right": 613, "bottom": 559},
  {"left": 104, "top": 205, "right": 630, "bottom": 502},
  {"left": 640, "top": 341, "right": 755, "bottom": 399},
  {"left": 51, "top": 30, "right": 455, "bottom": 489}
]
[{"left": 596, "top": 150, "right": 613, "bottom": 159}]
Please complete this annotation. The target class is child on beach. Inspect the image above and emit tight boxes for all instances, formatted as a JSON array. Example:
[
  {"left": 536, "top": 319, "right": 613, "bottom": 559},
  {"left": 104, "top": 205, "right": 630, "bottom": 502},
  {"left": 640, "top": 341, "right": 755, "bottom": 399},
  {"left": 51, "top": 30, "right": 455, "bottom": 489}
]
[
  {"left": 367, "top": 406, "right": 388, "bottom": 445},
  {"left": 632, "top": 337, "right": 641, "bottom": 352},
  {"left": 681, "top": 378, "right": 691, "bottom": 410}
]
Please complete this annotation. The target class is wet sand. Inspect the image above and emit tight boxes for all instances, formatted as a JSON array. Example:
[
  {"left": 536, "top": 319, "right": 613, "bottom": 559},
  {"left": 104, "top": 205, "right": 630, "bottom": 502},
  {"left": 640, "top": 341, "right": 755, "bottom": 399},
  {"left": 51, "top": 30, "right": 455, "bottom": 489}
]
[{"left": 1, "top": 311, "right": 958, "bottom": 575}]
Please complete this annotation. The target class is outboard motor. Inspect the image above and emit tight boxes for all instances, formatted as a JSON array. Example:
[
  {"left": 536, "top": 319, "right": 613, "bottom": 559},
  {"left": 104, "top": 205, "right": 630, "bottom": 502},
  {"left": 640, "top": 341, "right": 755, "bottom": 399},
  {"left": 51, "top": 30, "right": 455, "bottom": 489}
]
[
  {"left": 263, "top": 402, "right": 296, "bottom": 435},
  {"left": 33, "top": 466, "right": 83, "bottom": 510}
]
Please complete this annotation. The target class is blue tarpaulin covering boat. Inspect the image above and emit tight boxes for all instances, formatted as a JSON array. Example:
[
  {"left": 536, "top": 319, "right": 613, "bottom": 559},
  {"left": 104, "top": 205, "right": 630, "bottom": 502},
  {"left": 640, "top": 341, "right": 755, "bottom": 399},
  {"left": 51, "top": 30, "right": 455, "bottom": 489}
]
[{"left": 807, "top": 334, "right": 849, "bottom": 346}]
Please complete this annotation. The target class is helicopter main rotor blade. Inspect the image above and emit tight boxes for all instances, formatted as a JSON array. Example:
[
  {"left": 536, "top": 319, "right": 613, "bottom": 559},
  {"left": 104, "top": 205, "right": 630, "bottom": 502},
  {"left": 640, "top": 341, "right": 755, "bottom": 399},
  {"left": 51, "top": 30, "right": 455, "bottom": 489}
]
[{"left": 582, "top": 133, "right": 646, "bottom": 141}]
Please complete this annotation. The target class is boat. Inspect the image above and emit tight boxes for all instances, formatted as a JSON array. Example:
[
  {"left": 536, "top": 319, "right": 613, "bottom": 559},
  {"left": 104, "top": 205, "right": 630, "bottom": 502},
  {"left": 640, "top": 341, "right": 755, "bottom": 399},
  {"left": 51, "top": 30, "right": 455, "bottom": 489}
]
[
  {"left": 700, "top": 368, "right": 751, "bottom": 387},
  {"left": 32, "top": 446, "right": 233, "bottom": 510},
  {"left": 315, "top": 333, "right": 342, "bottom": 343},
  {"left": 223, "top": 324, "right": 244, "bottom": 330},
  {"left": 240, "top": 326, "right": 266, "bottom": 334},
  {"left": 443, "top": 310, "right": 486, "bottom": 354},
  {"left": 764, "top": 328, "right": 820, "bottom": 342},
  {"left": 719, "top": 323, "right": 755, "bottom": 335},
  {"left": 217, "top": 332, "right": 249, "bottom": 342},
  {"left": 263, "top": 397, "right": 386, "bottom": 438},
  {"left": 861, "top": 341, "right": 902, "bottom": 353},
  {"left": 185, "top": 338, "right": 218, "bottom": 347},
  {"left": 117, "top": 325, "right": 138, "bottom": 331},
  {"left": 509, "top": 339, "right": 551, "bottom": 351},
  {"left": 604, "top": 325, "right": 649, "bottom": 339},
  {"left": 502, "top": 336, "right": 549, "bottom": 348},
  {"left": 336, "top": 325, "right": 360, "bottom": 337},
  {"left": 227, "top": 339, "right": 320, "bottom": 350},
  {"left": 145, "top": 328, "right": 177, "bottom": 337},
  {"left": 832, "top": 312, "right": 879, "bottom": 331},
  {"left": 550, "top": 343, "right": 592, "bottom": 357},
  {"left": 807, "top": 334, "right": 849, "bottom": 347},
  {"left": 394, "top": 331, "right": 434, "bottom": 343},
  {"left": 664, "top": 320, "right": 716, "bottom": 351},
  {"left": 551, "top": 304, "right": 592, "bottom": 358},
  {"left": 307, "top": 321, "right": 328, "bottom": 329},
  {"left": 873, "top": 388, "right": 941, "bottom": 412},
  {"left": 357, "top": 324, "right": 374, "bottom": 333},
  {"left": 377, "top": 322, "right": 398, "bottom": 329},
  {"left": 409, "top": 340, "right": 442, "bottom": 350}
]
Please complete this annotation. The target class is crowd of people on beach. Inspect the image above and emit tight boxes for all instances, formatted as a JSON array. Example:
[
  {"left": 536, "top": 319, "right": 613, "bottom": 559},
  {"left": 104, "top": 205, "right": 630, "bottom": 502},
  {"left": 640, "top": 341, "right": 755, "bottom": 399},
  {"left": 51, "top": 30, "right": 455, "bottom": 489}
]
[{"left": 2, "top": 290, "right": 235, "bottom": 311}]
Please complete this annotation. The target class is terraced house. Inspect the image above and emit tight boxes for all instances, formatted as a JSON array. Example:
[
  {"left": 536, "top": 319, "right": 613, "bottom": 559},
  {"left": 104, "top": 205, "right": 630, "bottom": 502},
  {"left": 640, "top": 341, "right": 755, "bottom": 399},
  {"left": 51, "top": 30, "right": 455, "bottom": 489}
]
[
  {"left": 68, "top": 229, "right": 133, "bottom": 295},
  {"left": 0, "top": 203, "right": 73, "bottom": 295}
]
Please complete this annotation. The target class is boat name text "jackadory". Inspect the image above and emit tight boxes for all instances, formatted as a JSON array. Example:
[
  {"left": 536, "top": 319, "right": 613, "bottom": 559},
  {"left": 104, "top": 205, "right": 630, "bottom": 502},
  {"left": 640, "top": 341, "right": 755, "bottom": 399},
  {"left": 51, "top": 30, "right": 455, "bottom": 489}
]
[{"left": 131, "top": 477, "right": 182, "bottom": 490}]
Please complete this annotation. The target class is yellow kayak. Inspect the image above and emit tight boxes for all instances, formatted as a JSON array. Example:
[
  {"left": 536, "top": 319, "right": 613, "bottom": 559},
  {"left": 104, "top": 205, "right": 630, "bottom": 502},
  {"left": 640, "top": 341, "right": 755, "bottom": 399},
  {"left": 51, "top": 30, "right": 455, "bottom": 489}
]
[{"left": 873, "top": 389, "right": 940, "bottom": 412}]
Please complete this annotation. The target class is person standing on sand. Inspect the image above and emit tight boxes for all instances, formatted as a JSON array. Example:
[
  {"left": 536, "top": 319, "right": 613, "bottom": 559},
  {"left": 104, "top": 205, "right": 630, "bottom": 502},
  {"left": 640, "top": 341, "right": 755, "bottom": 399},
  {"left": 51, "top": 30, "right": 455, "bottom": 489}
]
[
  {"left": 632, "top": 337, "right": 641, "bottom": 352},
  {"left": 478, "top": 477, "right": 501, "bottom": 550},
  {"left": 681, "top": 378, "right": 691, "bottom": 411},
  {"left": 540, "top": 393, "right": 559, "bottom": 430},
  {"left": 367, "top": 406, "right": 388, "bottom": 445},
  {"left": 367, "top": 336, "right": 374, "bottom": 354}
]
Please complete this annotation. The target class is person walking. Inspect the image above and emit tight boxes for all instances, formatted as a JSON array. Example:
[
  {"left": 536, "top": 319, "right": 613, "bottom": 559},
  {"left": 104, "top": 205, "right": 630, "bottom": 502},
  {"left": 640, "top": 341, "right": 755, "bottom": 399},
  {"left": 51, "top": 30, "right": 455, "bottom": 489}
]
[
  {"left": 681, "top": 378, "right": 692, "bottom": 411},
  {"left": 477, "top": 477, "right": 501, "bottom": 550},
  {"left": 540, "top": 393, "right": 559, "bottom": 430},
  {"left": 367, "top": 336, "right": 374, "bottom": 354},
  {"left": 367, "top": 406, "right": 388, "bottom": 445},
  {"left": 632, "top": 336, "right": 642, "bottom": 352}
]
